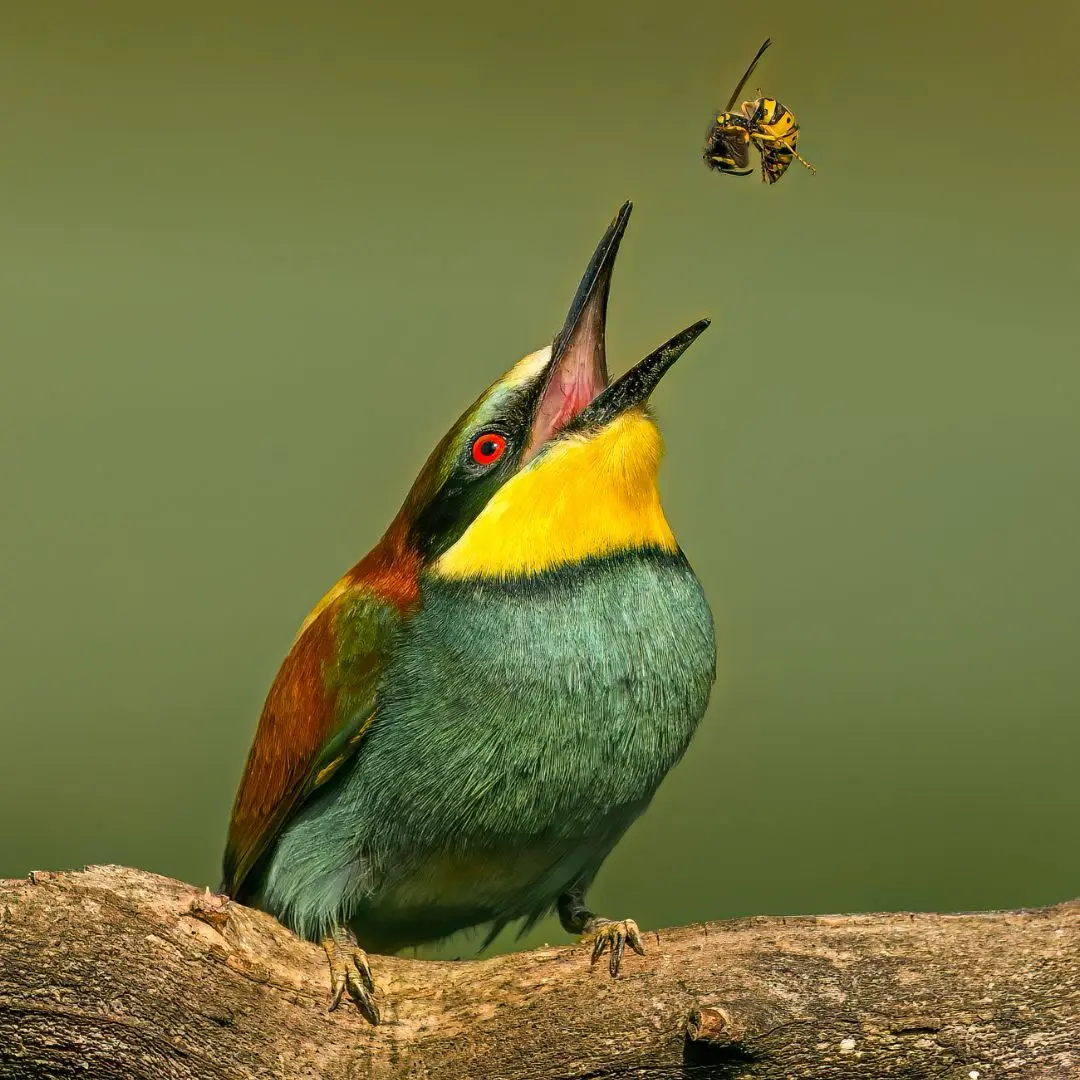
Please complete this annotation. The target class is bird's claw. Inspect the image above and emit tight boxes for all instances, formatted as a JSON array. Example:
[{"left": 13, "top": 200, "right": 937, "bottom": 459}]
[
  {"left": 323, "top": 934, "right": 379, "bottom": 1024},
  {"left": 580, "top": 917, "right": 646, "bottom": 977}
]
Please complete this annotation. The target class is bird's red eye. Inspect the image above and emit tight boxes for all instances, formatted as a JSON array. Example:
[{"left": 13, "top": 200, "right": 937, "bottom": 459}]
[{"left": 471, "top": 432, "right": 506, "bottom": 466}]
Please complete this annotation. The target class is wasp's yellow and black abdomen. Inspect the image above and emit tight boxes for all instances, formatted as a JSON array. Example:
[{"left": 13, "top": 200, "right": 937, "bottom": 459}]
[{"left": 744, "top": 97, "right": 800, "bottom": 184}]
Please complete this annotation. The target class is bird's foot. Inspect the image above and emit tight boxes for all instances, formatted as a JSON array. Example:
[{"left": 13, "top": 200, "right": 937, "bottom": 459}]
[
  {"left": 578, "top": 916, "right": 646, "bottom": 977},
  {"left": 322, "top": 930, "right": 380, "bottom": 1024}
]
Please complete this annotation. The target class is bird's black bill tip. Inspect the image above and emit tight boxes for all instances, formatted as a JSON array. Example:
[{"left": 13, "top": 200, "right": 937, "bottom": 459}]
[
  {"left": 567, "top": 318, "right": 712, "bottom": 432},
  {"left": 553, "top": 201, "right": 633, "bottom": 360}
]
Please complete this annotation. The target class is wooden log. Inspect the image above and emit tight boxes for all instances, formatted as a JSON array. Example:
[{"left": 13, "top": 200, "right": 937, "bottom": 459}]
[{"left": 0, "top": 866, "right": 1076, "bottom": 1079}]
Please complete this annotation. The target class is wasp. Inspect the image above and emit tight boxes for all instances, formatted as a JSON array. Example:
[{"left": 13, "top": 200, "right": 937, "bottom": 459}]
[{"left": 703, "top": 38, "right": 816, "bottom": 185}]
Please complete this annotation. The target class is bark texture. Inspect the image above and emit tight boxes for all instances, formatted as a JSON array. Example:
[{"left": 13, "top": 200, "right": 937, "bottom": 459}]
[{"left": 0, "top": 865, "right": 1076, "bottom": 1079}]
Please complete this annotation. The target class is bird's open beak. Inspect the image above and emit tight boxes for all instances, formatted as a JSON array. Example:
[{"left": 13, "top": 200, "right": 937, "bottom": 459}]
[
  {"left": 523, "top": 201, "right": 630, "bottom": 461},
  {"left": 524, "top": 201, "right": 709, "bottom": 459}
]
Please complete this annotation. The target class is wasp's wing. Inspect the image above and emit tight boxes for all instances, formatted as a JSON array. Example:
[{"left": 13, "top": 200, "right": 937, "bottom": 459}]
[{"left": 725, "top": 38, "right": 772, "bottom": 112}]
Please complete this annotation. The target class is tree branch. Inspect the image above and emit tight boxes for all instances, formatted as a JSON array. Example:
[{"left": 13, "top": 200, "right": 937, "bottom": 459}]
[{"left": 0, "top": 866, "right": 1076, "bottom": 1079}]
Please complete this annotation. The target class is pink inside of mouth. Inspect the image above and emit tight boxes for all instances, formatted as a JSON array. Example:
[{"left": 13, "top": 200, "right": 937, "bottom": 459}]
[
  {"left": 523, "top": 334, "right": 607, "bottom": 462},
  {"left": 521, "top": 267, "right": 612, "bottom": 464},
  {"left": 534, "top": 360, "right": 602, "bottom": 436}
]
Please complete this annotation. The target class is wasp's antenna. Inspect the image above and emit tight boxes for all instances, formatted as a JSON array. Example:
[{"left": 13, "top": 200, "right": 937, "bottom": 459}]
[{"left": 725, "top": 38, "right": 772, "bottom": 112}]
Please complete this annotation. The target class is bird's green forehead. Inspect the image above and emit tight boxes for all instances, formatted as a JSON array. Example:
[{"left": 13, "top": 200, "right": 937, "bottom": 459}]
[
  {"left": 470, "top": 345, "right": 552, "bottom": 427},
  {"left": 430, "top": 346, "right": 552, "bottom": 479}
]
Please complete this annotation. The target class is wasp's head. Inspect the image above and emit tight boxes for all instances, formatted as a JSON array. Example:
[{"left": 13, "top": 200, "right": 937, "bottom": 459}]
[{"left": 703, "top": 115, "right": 753, "bottom": 175}]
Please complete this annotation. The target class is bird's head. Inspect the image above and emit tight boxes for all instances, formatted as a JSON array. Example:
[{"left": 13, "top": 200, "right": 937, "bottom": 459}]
[{"left": 370, "top": 202, "right": 710, "bottom": 589}]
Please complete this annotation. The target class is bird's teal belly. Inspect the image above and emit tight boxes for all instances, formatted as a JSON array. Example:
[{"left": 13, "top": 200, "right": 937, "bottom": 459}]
[{"left": 260, "top": 550, "right": 715, "bottom": 948}]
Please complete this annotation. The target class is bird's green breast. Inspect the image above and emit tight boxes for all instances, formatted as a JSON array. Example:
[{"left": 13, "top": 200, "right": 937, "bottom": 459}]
[
  {"left": 259, "top": 548, "right": 715, "bottom": 947},
  {"left": 378, "top": 549, "right": 715, "bottom": 830}
]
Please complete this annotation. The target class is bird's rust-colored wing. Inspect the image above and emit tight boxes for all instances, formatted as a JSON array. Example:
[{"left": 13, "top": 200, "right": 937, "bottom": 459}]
[{"left": 222, "top": 525, "right": 421, "bottom": 901}]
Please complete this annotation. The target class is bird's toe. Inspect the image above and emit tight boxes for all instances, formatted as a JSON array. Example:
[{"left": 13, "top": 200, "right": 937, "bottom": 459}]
[
  {"left": 581, "top": 917, "right": 647, "bottom": 977},
  {"left": 323, "top": 934, "right": 380, "bottom": 1024}
]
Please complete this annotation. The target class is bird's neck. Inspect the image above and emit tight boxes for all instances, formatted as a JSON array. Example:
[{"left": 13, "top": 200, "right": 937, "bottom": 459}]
[{"left": 432, "top": 411, "right": 677, "bottom": 580}]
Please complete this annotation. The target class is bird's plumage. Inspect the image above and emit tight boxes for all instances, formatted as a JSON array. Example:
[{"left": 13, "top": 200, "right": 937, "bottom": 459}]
[
  {"left": 257, "top": 543, "right": 713, "bottom": 948},
  {"left": 222, "top": 527, "right": 419, "bottom": 899},
  {"left": 222, "top": 203, "right": 716, "bottom": 1013},
  {"left": 224, "top": 342, "right": 551, "bottom": 898}
]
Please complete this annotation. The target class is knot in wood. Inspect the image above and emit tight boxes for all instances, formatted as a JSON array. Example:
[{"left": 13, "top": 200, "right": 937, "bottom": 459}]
[
  {"left": 686, "top": 1005, "right": 739, "bottom": 1046},
  {"left": 189, "top": 889, "right": 232, "bottom": 933}
]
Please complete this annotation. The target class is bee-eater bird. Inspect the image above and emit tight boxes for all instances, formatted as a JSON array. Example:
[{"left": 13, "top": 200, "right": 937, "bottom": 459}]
[{"left": 221, "top": 202, "right": 716, "bottom": 1023}]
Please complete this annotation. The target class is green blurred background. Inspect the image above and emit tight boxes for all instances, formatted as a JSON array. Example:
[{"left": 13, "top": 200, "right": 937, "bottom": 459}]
[{"left": 2, "top": 1, "right": 1078, "bottom": 958}]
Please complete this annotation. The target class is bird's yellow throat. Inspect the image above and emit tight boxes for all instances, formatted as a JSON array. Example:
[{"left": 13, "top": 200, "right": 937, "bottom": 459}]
[{"left": 434, "top": 410, "right": 678, "bottom": 579}]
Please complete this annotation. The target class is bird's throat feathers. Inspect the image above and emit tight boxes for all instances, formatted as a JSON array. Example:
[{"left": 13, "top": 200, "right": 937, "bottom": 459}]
[{"left": 433, "top": 410, "right": 677, "bottom": 580}]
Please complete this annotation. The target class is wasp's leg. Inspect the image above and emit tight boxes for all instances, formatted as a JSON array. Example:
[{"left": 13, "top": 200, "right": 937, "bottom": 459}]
[
  {"left": 750, "top": 131, "right": 816, "bottom": 174},
  {"left": 754, "top": 139, "right": 816, "bottom": 173},
  {"left": 749, "top": 127, "right": 800, "bottom": 144}
]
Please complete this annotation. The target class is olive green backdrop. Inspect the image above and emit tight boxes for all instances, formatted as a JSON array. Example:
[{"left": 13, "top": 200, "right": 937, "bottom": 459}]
[{"left": 2, "top": 1, "right": 1078, "bottom": 958}]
